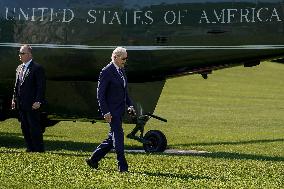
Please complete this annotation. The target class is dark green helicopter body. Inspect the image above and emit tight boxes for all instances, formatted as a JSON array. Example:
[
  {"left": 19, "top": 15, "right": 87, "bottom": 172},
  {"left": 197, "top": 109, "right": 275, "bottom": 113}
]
[{"left": 0, "top": 0, "right": 283, "bottom": 151}]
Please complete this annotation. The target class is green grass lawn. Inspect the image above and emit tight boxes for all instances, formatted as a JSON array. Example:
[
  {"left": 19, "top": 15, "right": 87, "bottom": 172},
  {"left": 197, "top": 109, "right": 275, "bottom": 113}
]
[{"left": 0, "top": 61, "right": 283, "bottom": 188}]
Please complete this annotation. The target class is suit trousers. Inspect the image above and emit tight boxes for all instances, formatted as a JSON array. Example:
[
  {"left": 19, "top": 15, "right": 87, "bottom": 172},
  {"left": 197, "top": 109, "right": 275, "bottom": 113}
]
[
  {"left": 90, "top": 115, "right": 128, "bottom": 171},
  {"left": 19, "top": 110, "right": 44, "bottom": 152}
]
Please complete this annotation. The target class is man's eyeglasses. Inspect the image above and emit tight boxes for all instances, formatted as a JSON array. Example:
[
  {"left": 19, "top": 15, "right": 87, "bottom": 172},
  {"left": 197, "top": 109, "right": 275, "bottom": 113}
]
[
  {"left": 19, "top": 52, "right": 28, "bottom": 55},
  {"left": 121, "top": 57, "right": 128, "bottom": 61}
]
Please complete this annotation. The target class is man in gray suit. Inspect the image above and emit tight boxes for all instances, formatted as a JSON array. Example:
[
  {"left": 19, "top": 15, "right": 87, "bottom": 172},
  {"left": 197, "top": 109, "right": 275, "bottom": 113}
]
[{"left": 12, "top": 44, "right": 46, "bottom": 152}]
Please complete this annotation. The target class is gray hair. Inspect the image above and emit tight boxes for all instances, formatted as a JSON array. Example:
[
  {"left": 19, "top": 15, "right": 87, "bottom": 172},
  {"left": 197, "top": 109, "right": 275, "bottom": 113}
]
[
  {"left": 111, "top": 47, "right": 127, "bottom": 61},
  {"left": 21, "top": 44, "right": 32, "bottom": 54}
]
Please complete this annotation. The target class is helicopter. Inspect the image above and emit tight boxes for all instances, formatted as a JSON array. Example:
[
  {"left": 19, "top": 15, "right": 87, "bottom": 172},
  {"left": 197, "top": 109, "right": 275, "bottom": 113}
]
[{"left": 1, "top": 0, "right": 284, "bottom": 152}]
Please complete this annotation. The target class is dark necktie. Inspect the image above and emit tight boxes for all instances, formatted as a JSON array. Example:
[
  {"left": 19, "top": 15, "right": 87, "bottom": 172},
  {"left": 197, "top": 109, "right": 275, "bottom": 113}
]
[
  {"left": 118, "top": 68, "right": 125, "bottom": 87},
  {"left": 118, "top": 68, "right": 123, "bottom": 77}
]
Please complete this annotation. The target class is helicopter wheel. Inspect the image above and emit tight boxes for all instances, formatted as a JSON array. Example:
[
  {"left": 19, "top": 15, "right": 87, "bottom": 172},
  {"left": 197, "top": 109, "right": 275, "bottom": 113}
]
[{"left": 143, "top": 130, "right": 167, "bottom": 152}]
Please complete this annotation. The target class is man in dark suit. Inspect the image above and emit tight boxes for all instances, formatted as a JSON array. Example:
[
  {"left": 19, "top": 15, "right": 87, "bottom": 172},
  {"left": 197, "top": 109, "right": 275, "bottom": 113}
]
[
  {"left": 11, "top": 44, "right": 46, "bottom": 152},
  {"left": 86, "top": 47, "right": 135, "bottom": 172}
]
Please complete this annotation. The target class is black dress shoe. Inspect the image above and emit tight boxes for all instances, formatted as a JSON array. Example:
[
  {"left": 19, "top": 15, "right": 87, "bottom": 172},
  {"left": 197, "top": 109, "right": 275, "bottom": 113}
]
[
  {"left": 85, "top": 158, "right": 98, "bottom": 169},
  {"left": 34, "top": 150, "right": 45, "bottom": 153},
  {"left": 119, "top": 169, "right": 129, "bottom": 173},
  {"left": 118, "top": 164, "right": 128, "bottom": 173}
]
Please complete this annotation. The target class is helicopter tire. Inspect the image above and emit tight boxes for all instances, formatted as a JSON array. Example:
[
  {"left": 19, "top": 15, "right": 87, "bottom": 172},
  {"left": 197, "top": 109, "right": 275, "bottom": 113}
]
[{"left": 143, "top": 130, "right": 167, "bottom": 152}]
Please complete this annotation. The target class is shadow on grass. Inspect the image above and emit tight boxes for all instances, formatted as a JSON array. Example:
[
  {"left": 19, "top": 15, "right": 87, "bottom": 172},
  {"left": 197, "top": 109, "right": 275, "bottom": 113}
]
[
  {"left": 0, "top": 132, "right": 25, "bottom": 149},
  {"left": 177, "top": 138, "right": 284, "bottom": 147},
  {"left": 135, "top": 171, "right": 211, "bottom": 180},
  {"left": 201, "top": 151, "right": 284, "bottom": 162},
  {"left": 166, "top": 138, "right": 284, "bottom": 162},
  {"left": 45, "top": 140, "right": 142, "bottom": 153},
  {"left": 1, "top": 132, "right": 282, "bottom": 162},
  {"left": 143, "top": 151, "right": 284, "bottom": 162},
  {"left": 0, "top": 132, "right": 142, "bottom": 154}
]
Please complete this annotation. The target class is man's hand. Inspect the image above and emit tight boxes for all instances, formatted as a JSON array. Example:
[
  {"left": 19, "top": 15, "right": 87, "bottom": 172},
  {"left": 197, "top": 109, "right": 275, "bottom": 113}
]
[
  {"left": 127, "top": 106, "right": 136, "bottom": 116},
  {"left": 104, "top": 113, "right": 112, "bottom": 123},
  {"left": 11, "top": 100, "right": 15, "bottom": 110},
  {"left": 32, "top": 102, "right": 41, "bottom": 110}
]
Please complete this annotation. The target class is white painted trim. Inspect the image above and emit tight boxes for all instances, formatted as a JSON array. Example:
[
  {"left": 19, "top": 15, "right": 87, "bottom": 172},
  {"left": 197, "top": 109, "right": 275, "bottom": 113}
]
[{"left": 1, "top": 43, "right": 284, "bottom": 50}]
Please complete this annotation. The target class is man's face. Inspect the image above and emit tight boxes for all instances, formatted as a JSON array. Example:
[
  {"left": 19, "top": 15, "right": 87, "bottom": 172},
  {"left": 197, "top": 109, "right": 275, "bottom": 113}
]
[
  {"left": 115, "top": 52, "right": 128, "bottom": 68},
  {"left": 18, "top": 46, "right": 31, "bottom": 63}
]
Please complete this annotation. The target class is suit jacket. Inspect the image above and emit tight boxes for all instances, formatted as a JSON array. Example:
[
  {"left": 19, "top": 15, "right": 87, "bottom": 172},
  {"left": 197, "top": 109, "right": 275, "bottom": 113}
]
[
  {"left": 97, "top": 62, "right": 133, "bottom": 117},
  {"left": 13, "top": 61, "right": 46, "bottom": 111}
]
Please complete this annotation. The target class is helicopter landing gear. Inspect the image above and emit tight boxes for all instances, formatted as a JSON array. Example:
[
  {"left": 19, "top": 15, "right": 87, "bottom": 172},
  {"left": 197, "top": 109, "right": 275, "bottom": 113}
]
[{"left": 127, "top": 113, "right": 167, "bottom": 153}]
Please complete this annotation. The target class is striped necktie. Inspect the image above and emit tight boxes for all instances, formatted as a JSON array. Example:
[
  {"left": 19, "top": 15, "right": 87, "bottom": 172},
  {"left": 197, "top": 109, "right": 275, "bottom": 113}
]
[
  {"left": 118, "top": 68, "right": 125, "bottom": 87},
  {"left": 19, "top": 65, "right": 25, "bottom": 83},
  {"left": 118, "top": 68, "right": 123, "bottom": 77}
]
